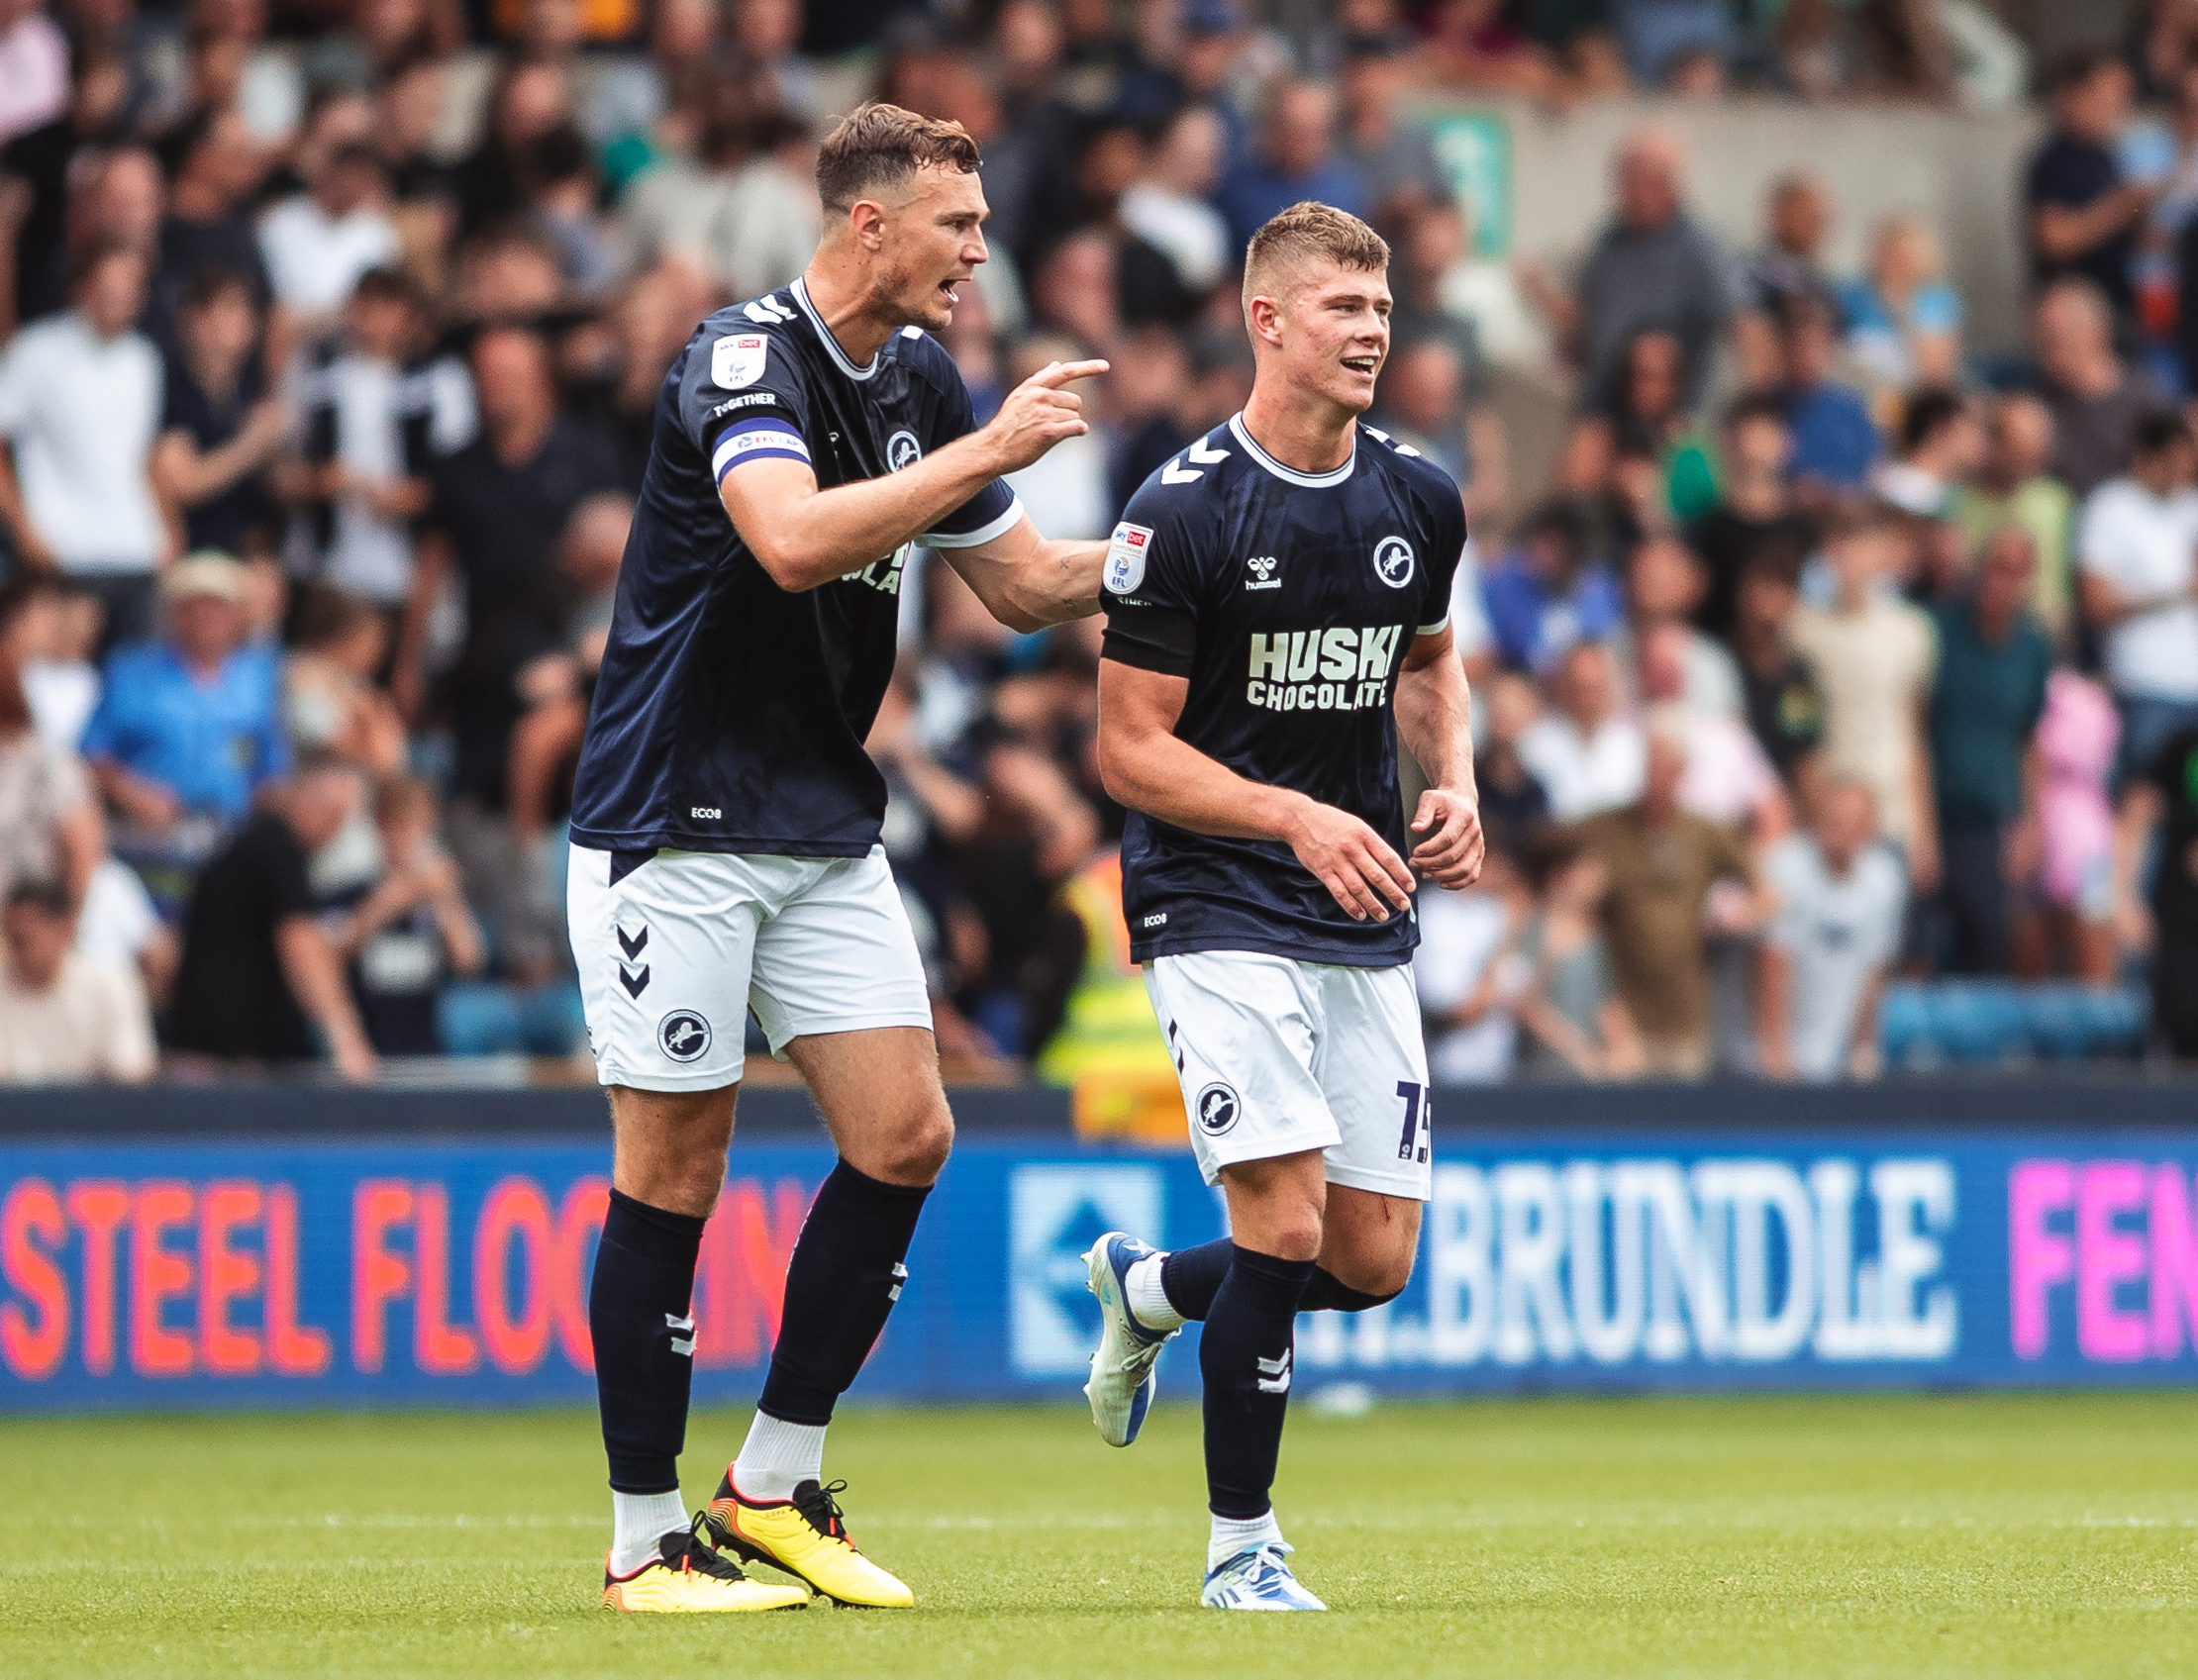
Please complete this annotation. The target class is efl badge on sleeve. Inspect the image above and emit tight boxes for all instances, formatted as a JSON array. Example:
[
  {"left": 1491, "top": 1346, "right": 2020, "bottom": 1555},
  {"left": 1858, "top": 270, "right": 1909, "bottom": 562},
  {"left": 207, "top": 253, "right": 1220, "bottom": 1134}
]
[
  {"left": 1104, "top": 522, "right": 1151, "bottom": 595},
  {"left": 712, "top": 334, "right": 768, "bottom": 390}
]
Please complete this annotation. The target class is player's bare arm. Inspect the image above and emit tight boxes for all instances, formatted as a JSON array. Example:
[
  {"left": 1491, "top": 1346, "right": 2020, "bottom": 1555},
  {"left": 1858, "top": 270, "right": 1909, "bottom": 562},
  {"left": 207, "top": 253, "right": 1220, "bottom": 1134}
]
[
  {"left": 939, "top": 513, "right": 1107, "bottom": 631},
  {"left": 719, "top": 357, "right": 1106, "bottom": 599},
  {"left": 1392, "top": 624, "right": 1485, "bottom": 888},
  {"left": 1095, "top": 658, "right": 1416, "bottom": 924}
]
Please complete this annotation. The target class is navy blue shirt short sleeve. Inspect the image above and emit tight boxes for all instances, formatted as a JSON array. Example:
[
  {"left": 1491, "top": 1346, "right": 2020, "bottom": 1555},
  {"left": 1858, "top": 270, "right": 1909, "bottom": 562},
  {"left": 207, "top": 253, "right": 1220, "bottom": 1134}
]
[
  {"left": 570, "top": 281, "right": 1024, "bottom": 857},
  {"left": 1101, "top": 416, "right": 1469, "bottom": 967}
]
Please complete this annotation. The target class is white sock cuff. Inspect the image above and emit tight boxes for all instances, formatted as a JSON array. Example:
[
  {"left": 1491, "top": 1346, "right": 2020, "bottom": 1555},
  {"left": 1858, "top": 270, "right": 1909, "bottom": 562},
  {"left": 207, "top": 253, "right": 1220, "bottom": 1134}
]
[
  {"left": 1126, "top": 1252, "right": 1186, "bottom": 1334},
  {"left": 1208, "top": 1508, "right": 1284, "bottom": 1568},
  {"left": 735, "top": 1411, "right": 828, "bottom": 1502},
  {"left": 610, "top": 1488, "right": 689, "bottom": 1576}
]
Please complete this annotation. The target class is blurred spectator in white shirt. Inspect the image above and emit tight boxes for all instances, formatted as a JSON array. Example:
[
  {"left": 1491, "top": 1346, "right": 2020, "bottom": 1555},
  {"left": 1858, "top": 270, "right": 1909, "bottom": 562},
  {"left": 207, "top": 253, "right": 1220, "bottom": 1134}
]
[
  {"left": 0, "top": 575, "right": 101, "bottom": 913},
  {"left": 1003, "top": 333, "right": 1112, "bottom": 541},
  {"left": 0, "top": 0, "right": 67, "bottom": 146},
  {"left": 1415, "top": 844, "right": 1529, "bottom": 1083},
  {"left": 2074, "top": 408, "right": 2198, "bottom": 783},
  {"left": 1119, "top": 105, "right": 1231, "bottom": 296},
  {"left": 0, "top": 244, "right": 170, "bottom": 649},
  {"left": 16, "top": 574, "right": 100, "bottom": 750},
  {"left": 257, "top": 137, "right": 399, "bottom": 327},
  {"left": 0, "top": 876, "right": 153, "bottom": 1082},
  {"left": 1758, "top": 778, "right": 1906, "bottom": 1081},
  {"left": 1519, "top": 641, "right": 1646, "bottom": 821}
]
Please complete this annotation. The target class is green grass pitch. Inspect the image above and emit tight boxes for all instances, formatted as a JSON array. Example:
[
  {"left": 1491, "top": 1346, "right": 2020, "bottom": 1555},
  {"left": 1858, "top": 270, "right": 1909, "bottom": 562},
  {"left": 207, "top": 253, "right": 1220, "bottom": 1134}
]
[{"left": 4, "top": 1393, "right": 2196, "bottom": 1678}]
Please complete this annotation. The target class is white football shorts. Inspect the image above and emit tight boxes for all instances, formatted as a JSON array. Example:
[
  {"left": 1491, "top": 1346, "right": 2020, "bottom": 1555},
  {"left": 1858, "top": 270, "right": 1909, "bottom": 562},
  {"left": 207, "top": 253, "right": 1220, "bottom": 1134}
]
[
  {"left": 1143, "top": 950, "right": 1433, "bottom": 1201},
  {"left": 567, "top": 843, "right": 934, "bottom": 1092}
]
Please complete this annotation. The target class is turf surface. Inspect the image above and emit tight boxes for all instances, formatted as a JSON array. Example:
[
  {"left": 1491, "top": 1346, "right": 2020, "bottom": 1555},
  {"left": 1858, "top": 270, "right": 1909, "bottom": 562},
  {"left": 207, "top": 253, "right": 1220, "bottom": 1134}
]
[{"left": 3, "top": 1393, "right": 2195, "bottom": 1678}]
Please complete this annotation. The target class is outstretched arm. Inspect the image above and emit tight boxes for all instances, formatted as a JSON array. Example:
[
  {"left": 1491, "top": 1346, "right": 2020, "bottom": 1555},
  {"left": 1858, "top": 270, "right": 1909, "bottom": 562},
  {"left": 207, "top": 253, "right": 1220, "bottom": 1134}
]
[
  {"left": 1392, "top": 626, "right": 1484, "bottom": 889},
  {"left": 719, "top": 358, "right": 1106, "bottom": 594},
  {"left": 1095, "top": 658, "right": 1416, "bottom": 925},
  {"left": 937, "top": 514, "right": 1105, "bottom": 632}
]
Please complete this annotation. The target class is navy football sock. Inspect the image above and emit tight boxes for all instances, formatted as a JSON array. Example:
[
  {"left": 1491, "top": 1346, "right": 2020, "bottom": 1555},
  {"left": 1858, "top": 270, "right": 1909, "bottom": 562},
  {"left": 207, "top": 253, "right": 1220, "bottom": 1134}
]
[
  {"left": 755, "top": 1160, "right": 930, "bottom": 1427},
  {"left": 590, "top": 1189, "right": 706, "bottom": 1493},
  {"left": 1163, "top": 1237, "right": 1400, "bottom": 1319},
  {"left": 1200, "top": 1244, "right": 1315, "bottom": 1519}
]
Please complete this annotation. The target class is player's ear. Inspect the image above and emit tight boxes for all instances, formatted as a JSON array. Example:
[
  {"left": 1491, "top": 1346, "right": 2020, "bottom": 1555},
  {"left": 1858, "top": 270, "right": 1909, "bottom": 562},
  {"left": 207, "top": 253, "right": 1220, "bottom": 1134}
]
[
  {"left": 1247, "top": 294, "right": 1283, "bottom": 346},
  {"left": 848, "top": 197, "right": 888, "bottom": 252}
]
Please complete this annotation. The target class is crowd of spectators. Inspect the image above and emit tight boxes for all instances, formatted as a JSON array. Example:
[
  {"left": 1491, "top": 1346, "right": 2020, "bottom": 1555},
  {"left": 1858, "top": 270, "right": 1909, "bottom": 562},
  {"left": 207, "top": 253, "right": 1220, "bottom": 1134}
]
[{"left": 0, "top": 0, "right": 2187, "bottom": 1086}]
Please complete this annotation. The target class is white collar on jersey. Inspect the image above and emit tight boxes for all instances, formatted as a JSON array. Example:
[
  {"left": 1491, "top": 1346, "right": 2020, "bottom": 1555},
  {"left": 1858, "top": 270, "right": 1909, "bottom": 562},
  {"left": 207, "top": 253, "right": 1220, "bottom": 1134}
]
[
  {"left": 1228, "top": 412, "right": 1356, "bottom": 487},
  {"left": 790, "top": 276, "right": 881, "bottom": 381}
]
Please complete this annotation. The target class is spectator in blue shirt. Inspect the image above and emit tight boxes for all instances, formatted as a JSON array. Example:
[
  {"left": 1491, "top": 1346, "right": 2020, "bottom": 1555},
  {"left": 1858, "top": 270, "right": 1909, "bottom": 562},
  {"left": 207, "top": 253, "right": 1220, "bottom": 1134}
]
[
  {"left": 1481, "top": 501, "right": 1626, "bottom": 674},
  {"left": 1779, "top": 291, "right": 1881, "bottom": 496},
  {"left": 82, "top": 552, "right": 289, "bottom": 844},
  {"left": 1212, "top": 79, "right": 1369, "bottom": 256}
]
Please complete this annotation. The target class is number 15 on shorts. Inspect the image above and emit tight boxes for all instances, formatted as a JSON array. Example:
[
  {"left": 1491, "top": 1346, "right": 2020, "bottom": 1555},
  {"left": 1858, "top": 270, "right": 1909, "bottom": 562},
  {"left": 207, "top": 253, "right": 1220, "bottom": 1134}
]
[{"left": 1395, "top": 1080, "right": 1431, "bottom": 1164}]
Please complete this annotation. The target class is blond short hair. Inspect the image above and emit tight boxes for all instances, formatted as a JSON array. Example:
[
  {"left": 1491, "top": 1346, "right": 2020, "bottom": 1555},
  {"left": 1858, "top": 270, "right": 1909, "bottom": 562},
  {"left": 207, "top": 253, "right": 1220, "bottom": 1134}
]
[
  {"left": 1241, "top": 200, "right": 1389, "bottom": 320},
  {"left": 816, "top": 102, "right": 982, "bottom": 214}
]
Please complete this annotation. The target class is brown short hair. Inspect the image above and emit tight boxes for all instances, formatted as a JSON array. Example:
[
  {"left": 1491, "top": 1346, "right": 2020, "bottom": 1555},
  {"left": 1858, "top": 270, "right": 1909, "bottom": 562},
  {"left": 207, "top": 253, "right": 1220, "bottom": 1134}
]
[
  {"left": 815, "top": 102, "right": 982, "bottom": 214},
  {"left": 1241, "top": 200, "right": 1389, "bottom": 318}
]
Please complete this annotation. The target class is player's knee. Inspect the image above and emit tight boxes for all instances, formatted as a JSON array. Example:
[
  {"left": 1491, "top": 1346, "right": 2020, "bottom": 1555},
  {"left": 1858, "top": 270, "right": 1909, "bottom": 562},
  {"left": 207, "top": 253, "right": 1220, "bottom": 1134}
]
[
  {"left": 1260, "top": 1205, "right": 1326, "bottom": 1264},
  {"left": 1326, "top": 1248, "right": 1414, "bottom": 1303},
  {"left": 869, "top": 1104, "right": 954, "bottom": 1187}
]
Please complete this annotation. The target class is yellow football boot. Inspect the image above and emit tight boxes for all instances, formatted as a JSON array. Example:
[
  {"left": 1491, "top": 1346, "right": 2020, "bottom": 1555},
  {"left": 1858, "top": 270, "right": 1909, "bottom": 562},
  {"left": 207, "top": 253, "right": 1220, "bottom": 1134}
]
[
  {"left": 601, "top": 1514, "right": 812, "bottom": 1613},
  {"left": 704, "top": 1474, "right": 915, "bottom": 1608}
]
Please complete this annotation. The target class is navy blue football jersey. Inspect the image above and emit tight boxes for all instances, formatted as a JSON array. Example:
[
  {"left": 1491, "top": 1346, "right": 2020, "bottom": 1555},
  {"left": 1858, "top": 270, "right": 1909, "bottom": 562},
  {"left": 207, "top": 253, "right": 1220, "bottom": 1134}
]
[
  {"left": 569, "top": 278, "right": 1021, "bottom": 857},
  {"left": 1101, "top": 414, "right": 1466, "bottom": 966}
]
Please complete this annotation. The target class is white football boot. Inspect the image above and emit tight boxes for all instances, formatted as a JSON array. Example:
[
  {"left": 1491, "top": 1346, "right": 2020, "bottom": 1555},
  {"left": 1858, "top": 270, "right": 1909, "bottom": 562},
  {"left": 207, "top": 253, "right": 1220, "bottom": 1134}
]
[{"left": 1081, "top": 1232, "right": 1176, "bottom": 1447}]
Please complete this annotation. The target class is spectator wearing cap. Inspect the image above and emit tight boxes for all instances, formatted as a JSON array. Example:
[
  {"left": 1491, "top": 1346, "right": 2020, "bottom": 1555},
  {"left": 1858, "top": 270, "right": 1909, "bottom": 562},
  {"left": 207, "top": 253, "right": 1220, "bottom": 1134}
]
[
  {"left": 152, "top": 267, "right": 285, "bottom": 562},
  {"left": 1543, "top": 126, "right": 1730, "bottom": 417},
  {"left": 164, "top": 749, "right": 376, "bottom": 1080},
  {"left": 2032, "top": 277, "right": 2155, "bottom": 501},
  {"left": 1869, "top": 388, "right": 1985, "bottom": 520},
  {"left": 1757, "top": 779, "right": 1905, "bottom": 1082},
  {"left": 0, "top": 877, "right": 155, "bottom": 1083},
  {"left": 1213, "top": 78, "right": 1370, "bottom": 257},
  {"left": 2075, "top": 409, "right": 2198, "bottom": 783},
  {"left": 80, "top": 552, "right": 288, "bottom": 846},
  {"left": 1778, "top": 290, "right": 1880, "bottom": 497},
  {"left": 2026, "top": 49, "right": 2152, "bottom": 330},
  {"left": 1925, "top": 527, "right": 2052, "bottom": 975},
  {"left": 1481, "top": 501, "right": 1624, "bottom": 676},
  {"left": 256, "top": 136, "right": 399, "bottom": 327},
  {"left": 0, "top": 243, "right": 170, "bottom": 650},
  {"left": 276, "top": 266, "right": 470, "bottom": 617}
]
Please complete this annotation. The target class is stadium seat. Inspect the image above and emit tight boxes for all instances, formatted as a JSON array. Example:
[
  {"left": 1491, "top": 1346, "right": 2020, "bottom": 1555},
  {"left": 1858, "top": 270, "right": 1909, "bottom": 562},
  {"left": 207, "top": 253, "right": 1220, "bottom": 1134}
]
[
  {"left": 1925, "top": 980, "right": 2028, "bottom": 1066},
  {"left": 1877, "top": 983, "right": 1937, "bottom": 1068},
  {"left": 518, "top": 980, "right": 587, "bottom": 1056},
  {"left": 437, "top": 983, "right": 525, "bottom": 1057}
]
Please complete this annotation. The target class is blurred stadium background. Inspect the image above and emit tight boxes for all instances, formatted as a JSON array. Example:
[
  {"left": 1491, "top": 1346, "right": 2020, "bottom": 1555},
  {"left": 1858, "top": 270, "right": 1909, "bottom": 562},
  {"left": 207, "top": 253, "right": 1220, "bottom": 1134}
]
[{"left": 4, "top": 0, "right": 2198, "bottom": 1669}]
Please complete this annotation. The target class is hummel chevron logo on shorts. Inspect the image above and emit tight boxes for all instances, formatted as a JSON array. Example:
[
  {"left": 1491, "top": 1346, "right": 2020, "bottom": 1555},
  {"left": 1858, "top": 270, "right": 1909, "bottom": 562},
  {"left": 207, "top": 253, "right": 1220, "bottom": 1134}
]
[{"left": 1256, "top": 1350, "right": 1291, "bottom": 1394}]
